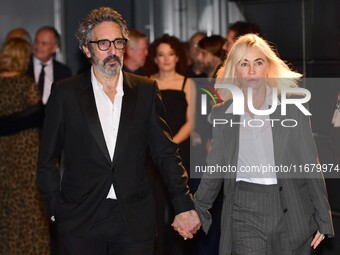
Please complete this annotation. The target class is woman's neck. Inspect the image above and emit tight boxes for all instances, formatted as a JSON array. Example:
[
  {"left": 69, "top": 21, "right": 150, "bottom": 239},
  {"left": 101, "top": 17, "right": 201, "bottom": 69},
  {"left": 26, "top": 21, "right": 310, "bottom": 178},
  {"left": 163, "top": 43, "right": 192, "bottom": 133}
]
[{"left": 154, "top": 70, "right": 178, "bottom": 81}]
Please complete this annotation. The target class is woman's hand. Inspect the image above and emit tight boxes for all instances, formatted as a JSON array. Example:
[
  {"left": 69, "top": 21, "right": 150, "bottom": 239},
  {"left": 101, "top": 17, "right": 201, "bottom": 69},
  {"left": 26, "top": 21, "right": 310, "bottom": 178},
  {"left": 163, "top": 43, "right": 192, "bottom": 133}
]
[{"left": 311, "top": 230, "right": 325, "bottom": 249}]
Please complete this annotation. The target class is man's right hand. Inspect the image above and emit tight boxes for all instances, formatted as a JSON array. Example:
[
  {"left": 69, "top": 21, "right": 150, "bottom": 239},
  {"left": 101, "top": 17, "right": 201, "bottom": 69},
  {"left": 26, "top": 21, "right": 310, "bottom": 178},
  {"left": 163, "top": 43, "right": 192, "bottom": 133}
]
[{"left": 171, "top": 210, "right": 201, "bottom": 240}]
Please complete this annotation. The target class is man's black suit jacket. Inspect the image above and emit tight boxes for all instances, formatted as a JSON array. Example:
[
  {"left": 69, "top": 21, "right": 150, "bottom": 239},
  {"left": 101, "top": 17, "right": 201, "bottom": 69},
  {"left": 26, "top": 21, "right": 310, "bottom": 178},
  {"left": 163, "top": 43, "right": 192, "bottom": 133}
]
[
  {"left": 37, "top": 71, "right": 194, "bottom": 240},
  {"left": 26, "top": 57, "right": 72, "bottom": 84}
]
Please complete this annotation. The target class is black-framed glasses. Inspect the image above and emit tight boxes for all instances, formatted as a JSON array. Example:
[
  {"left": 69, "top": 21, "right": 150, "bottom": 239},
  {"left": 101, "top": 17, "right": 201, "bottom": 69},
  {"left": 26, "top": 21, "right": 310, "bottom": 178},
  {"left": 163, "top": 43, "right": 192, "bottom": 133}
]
[{"left": 89, "top": 38, "right": 127, "bottom": 51}]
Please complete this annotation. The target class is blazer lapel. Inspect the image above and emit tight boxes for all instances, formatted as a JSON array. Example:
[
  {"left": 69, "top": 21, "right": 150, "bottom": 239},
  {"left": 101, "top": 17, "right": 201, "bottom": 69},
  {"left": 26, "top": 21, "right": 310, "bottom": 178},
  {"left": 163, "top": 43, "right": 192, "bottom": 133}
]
[
  {"left": 112, "top": 72, "right": 137, "bottom": 164},
  {"left": 270, "top": 106, "right": 286, "bottom": 178},
  {"left": 223, "top": 113, "right": 240, "bottom": 179},
  {"left": 77, "top": 73, "right": 112, "bottom": 164}
]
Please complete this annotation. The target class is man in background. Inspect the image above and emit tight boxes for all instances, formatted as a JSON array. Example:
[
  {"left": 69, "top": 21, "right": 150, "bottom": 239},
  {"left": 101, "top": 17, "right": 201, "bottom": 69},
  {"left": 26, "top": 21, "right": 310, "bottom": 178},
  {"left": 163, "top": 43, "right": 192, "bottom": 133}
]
[
  {"left": 27, "top": 26, "right": 72, "bottom": 104},
  {"left": 197, "top": 35, "right": 225, "bottom": 78},
  {"left": 222, "top": 21, "right": 261, "bottom": 54},
  {"left": 187, "top": 32, "right": 206, "bottom": 78},
  {"left": 123, "top": 29, "right": 148, "bottom": 76}
]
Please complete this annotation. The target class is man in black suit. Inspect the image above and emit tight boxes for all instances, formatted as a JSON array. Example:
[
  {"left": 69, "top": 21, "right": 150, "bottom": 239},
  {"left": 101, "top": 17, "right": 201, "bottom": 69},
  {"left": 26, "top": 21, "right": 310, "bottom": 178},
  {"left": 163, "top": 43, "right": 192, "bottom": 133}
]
[
  {"left": 37, "top": 7, "right": 200, "bottom": 255},
  {"left": 27, "top": 26, "right": 72, "bottom": 104}
]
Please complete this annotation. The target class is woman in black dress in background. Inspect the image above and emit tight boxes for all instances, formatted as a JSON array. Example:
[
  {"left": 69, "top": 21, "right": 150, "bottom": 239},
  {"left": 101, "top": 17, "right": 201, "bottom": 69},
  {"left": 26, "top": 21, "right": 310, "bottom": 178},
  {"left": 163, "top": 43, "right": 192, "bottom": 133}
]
[{"left": 147, "top": 34, "right": 195, "bottom": 171}]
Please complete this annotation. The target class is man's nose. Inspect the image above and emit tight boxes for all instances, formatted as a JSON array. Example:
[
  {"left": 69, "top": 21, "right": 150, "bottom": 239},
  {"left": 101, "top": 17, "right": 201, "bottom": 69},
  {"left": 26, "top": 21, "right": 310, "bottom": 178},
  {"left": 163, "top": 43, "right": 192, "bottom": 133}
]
[{"left": 107, "top": 43, "right": 117, "bottom": 55}]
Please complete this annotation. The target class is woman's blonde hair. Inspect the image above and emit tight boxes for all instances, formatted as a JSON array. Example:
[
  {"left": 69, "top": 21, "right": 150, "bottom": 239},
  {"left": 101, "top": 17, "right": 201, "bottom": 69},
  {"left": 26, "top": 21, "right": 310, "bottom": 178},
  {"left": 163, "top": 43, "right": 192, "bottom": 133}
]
[
  {"left": 216, "top": 33, "right": 302, "bottom": 101},
  {"left": 0, "top": 38, "right": 31, "bottom": 74}
]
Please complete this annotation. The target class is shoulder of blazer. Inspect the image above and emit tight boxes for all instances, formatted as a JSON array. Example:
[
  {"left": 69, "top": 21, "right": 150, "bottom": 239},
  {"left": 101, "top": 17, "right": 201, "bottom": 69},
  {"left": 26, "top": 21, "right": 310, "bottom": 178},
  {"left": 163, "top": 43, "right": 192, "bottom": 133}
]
[
  {"left": 53, "top": 59, "right": 72, "bottom": 80},
  {"left": 122, "top": 71, "right": 155, "bottom": 89},
  {"left": 53, "top": 71, "right": 91, "bottom": 92},
  {"left": 281, "top": 94, "right": 310, "bottom": 119},
  {"left": 212, "top": 99, "right": 233, "bottom": 117}
]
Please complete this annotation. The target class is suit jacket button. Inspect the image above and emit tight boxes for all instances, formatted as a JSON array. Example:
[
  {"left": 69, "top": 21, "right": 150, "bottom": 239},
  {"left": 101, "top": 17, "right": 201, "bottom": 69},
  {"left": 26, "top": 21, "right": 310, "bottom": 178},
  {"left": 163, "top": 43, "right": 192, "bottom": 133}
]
[
  {"left": 279, "top": 186, "right": 283, "bottom": 191},
  {"left": 283, "top": 208, "right": 288, "bottom": 213}
]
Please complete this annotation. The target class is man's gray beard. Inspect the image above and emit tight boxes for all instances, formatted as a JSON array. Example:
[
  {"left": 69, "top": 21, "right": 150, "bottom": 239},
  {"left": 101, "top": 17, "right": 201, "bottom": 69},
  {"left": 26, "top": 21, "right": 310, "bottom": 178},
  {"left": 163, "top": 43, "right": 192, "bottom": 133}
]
[
  {"left": 97, "top": 63, "right": 121, "bottom": 77},
  {"left": 89, "top": 45, "right": 123, "bottom": 77}
]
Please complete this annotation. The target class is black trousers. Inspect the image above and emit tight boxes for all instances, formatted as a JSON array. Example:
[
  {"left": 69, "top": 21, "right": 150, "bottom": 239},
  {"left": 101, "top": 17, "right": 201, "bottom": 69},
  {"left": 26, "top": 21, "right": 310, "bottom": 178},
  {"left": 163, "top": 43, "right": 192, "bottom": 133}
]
[
  {"left": 60, "top": 199, "right": 153, "bottom": 255},
  {"left": 232, "top": 181, "right": 312, "bottom": 255}
]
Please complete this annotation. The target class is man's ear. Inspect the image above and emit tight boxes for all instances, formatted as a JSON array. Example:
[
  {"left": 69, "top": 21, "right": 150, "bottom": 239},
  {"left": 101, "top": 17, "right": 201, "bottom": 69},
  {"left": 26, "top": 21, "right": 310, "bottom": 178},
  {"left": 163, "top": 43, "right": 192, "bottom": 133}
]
[
  {"left": 52, "top": 44, "right": 59, "bottom": 55},
  {"left": 82, "top": 45, "right": 92, "bottom": 59},
  {"left": 125, "top": 46, "right": 131, "bottom": 56}
]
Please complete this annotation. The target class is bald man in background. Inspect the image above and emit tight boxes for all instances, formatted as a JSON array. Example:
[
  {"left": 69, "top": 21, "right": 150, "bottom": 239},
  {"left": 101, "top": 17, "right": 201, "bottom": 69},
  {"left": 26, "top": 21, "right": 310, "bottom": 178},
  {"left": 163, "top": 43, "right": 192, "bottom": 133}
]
[{"left": 27, "top": 26, "right": 72, "bottom": 104}]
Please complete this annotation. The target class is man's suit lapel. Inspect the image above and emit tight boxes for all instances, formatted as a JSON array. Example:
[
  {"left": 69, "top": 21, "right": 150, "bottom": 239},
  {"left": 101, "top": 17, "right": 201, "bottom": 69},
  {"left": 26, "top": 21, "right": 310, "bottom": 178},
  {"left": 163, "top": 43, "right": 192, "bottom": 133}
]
[
  {"left": 112, "top": 72, "right": 137, "bottom": 164},
  {"left": 26, "top": 57, "right": 34, "bottom": 79},
  {"left": 53, "top": 60, "right": 58, "bottom": 81},
  {"left": 77, "top": 72, "right": 112, "bottom": 164}
]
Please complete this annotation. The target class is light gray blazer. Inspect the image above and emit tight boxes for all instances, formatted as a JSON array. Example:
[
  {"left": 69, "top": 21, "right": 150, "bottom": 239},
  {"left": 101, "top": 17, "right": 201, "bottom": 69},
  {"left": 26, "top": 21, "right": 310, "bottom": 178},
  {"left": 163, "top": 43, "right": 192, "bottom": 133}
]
[{"left": 194, "top": 100, "right": 334, "bottom": 255}]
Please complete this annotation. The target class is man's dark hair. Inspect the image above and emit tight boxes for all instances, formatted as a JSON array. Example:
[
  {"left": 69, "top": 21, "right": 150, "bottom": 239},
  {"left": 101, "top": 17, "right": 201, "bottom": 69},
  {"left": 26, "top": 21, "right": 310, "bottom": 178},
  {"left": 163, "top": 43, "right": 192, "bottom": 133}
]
[
  {"left": 198, "top": 35, "right": 226, "bottom": 61},
  {"left": 229, "top": 21, "right": 261, "bottom": 40}
]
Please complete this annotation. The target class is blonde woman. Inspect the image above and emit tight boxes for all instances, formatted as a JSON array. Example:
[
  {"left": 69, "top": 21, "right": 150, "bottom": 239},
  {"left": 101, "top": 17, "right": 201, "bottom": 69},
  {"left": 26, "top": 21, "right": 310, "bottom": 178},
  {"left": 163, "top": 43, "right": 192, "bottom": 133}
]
[{"left": 178, "top": 34, "right": 334, "bottom": 254}]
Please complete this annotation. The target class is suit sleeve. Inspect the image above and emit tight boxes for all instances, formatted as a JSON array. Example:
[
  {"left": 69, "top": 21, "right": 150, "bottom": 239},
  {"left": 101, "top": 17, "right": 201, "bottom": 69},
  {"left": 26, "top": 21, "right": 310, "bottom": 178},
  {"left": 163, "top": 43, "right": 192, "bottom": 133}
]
[
  {"left": 37, "top": 84, "right": 64, "bottom": 219},
  {"left": 297, "top": 108, "right": 334, "bottom": 237},
  {"left": 194, "top": 106, "right": 224, "bottom": 233},
  {"left": 147, "top": 82, "right": 194, "bottom": 214}
]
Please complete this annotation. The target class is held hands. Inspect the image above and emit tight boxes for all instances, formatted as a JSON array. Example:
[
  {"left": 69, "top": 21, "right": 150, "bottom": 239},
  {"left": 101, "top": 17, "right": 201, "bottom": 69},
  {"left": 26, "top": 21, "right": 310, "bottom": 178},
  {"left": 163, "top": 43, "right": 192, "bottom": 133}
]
[
  {"left": 311, "top": 230, "right": 325, "bottom": 249},
  {"left": 171, "top": 210, "right": 201, "bottom": 240}
]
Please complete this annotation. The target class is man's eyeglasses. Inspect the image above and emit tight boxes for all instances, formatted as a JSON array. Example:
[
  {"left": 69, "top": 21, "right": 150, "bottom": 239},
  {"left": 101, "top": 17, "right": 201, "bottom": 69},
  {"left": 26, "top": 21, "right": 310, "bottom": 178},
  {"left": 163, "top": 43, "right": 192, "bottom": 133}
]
[{"left": 89, "top": 38, "right": 127, "bottom": 51}]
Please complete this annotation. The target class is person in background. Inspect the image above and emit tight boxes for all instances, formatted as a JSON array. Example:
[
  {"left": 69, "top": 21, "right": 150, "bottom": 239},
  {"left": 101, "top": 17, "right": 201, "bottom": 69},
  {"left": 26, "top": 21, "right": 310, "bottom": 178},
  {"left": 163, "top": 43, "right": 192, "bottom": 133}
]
[
  {"left": 190, "top": 33, "right": 334, "bottom": 255},
  {"left": 147, "top": 34, "right": 195, "bottom": 169},
  {"left": 222, "top": 21, "right": 261, "bottom": 54},
  {"left": 197, "top": 35, "right": 225, "bottom": 79},
  {"left": 27, "top": 26, "right": 72, "bottom": 104},
  {"left": 331, "top": 91, "right": 340, "bottom": 163},
  {"left": 123, "top": 29, "right": 148, "bottom": 76},
  {"left": 191, "top": 35, "right": 226, "bottom": 255},
  {"left": 187, "top": 32, "right": 207, "bottom": 78},
  {"left": 37, "top": 7, "right": 200, "bottom": 255},
  {"left": 5, "top": 27, "right": 31, "bottom": 44},
  {"left": 0, "top": 38, "right": 50, "bottom": 254}
]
